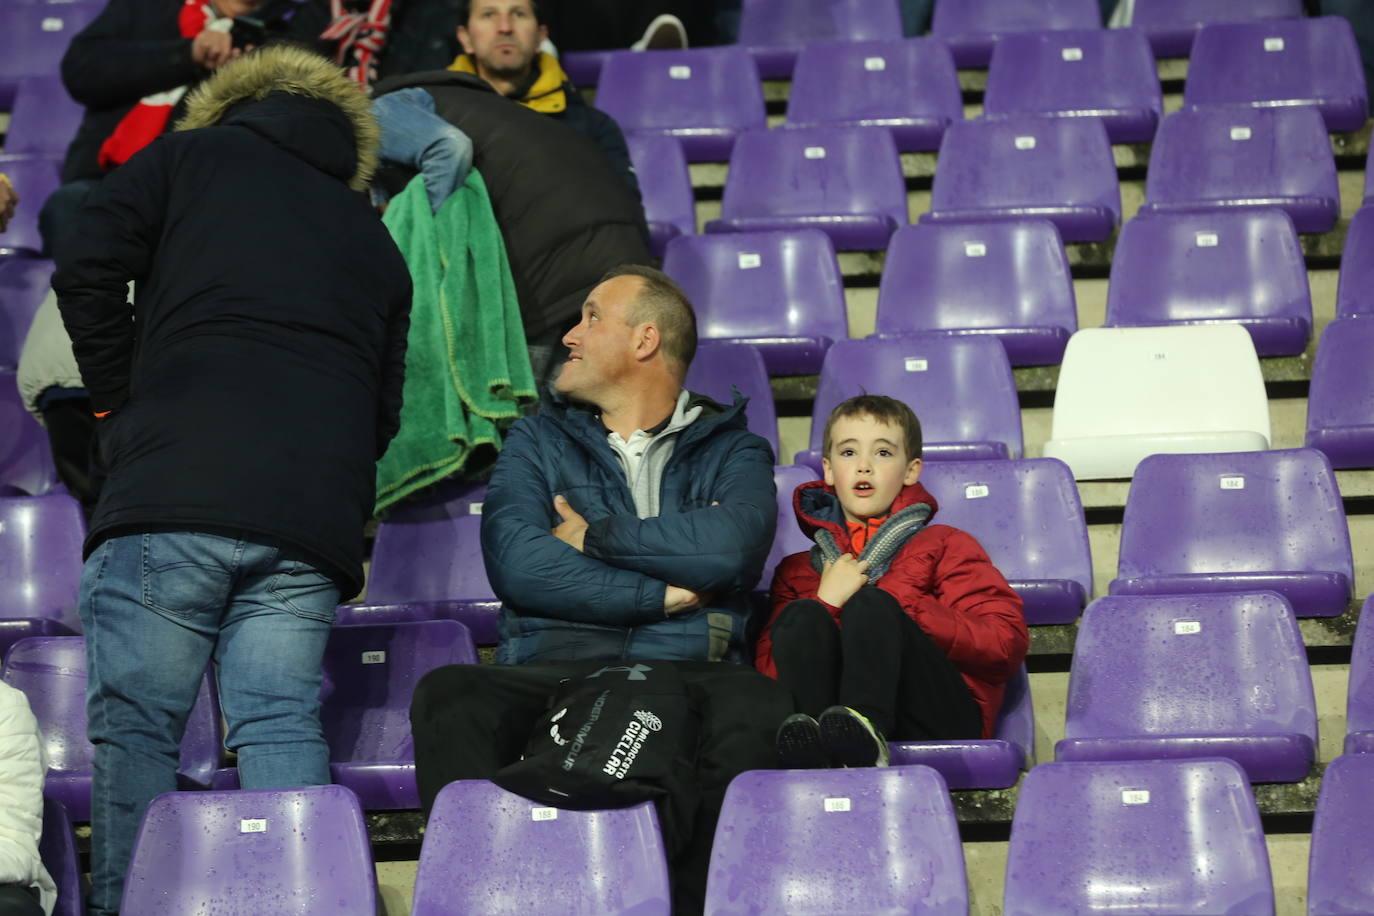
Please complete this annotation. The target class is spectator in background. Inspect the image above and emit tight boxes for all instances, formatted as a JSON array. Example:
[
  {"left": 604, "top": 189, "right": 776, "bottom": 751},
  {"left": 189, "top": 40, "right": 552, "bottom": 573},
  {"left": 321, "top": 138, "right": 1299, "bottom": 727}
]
[
  {"left": 0, "top": 681, "right": 56, "bottom": 916},
  {"left": 40, "top": 0, "right": 329, "bottom": 264},
  {"left": 446, "top": 0, "right": 638, "bottom": 194},
  {"left": 372, "top": 60, "right": 651, "bottom": 383},
  {"left": 379, "top": 0, "right": 710, "bottom": 91},
  {"left": 53, "top": 46, "right": 411, "bottom": 916}
]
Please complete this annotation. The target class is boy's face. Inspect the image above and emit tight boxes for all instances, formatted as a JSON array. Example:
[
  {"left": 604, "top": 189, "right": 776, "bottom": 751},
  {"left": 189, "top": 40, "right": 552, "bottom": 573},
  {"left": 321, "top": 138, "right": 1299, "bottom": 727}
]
[{"left": 822, "top": 414, "right": 922, "bottom": 525}]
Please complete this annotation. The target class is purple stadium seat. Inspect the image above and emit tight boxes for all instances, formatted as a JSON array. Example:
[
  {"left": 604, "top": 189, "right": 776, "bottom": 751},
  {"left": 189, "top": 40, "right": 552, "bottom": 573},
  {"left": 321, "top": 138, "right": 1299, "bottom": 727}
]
[
  {"left": 925, "top": 115, "right": 1120, "bottom": 243},
  {"left": 1336, "top": 206, "right": 1374, "bottom": 317},
  {"left": 661, "top": 230, "right": 847, "bottom": 376},
  {"left": 984, "top": 28, "right": 1162, "bottom": 145},
  {"left": 705, "top": 766, "right": 967, "bottom": 914},
  {"left": 593, "top": 47, "right": 765, "bottom": 162},
  {"left": 1306, "top": 318, "right": 1374, "bottom": 470},
  {"left": 705, "top": 126, "right": 908, "bottom": 251},
  {"left": 1104, "top": 209, "right": 1312, "bottom": 357},
  {"left": 794, "top": 335, "right": 1023, "bottom": 471},
  {"left": 1110, "top": 449, "right": 1354, "bottom": 618},
  {"left": 211, "top": 620, "right": 478, "bottom": 808},
  {"left": 0, "top": 259, "right": 53, "bottom": 369},
  {"left": 1141, "top": 106, "right": 1339, "bottom": 234},
  {"left": 121, "top": 785, "right": 377, "bottom": 915},
  {"left": 2, "top": 636, "right": 223, "bottom": 820},
  {"left": 6, "top": 76, "right": 83, "bottom": 157},
  {"left": 413, "top": 780, "right": 671, "bottom": 915},
  {"left": 343, "top": 505, "right": 500, "bottom": 643},
  {"left": 0, "top": 373, "right": 60, "bottom": 498},
  {"left": 875, "top": 220, "right": 1076, "bottom": 366},
  {"left": 683, "top": 341, "right": 778, "bottom": 455},
  {"left": 1183, "top": 17, "right": 1367, "bottom": 133},
  {"left": 1308, "top": 754, "right": 1374, "bottom": 913},
  {"left": 0, "top": 493, "right": 83, "bottom": 659},
  {"left": 1346, "top": 595, "right": 1374, "bottom": 754},
  {"left": 758, "top": 464, "right": 819, "bottom": 594},
  {"left": 737, "top": 0, "right": 904, "bottom": 79},
  {"left": 1133, "top": 0, "right": 1302, "bottom": 58},
  {"left": 889, "top": 665, "right": 1034, "bottom": 789},
  {"left": 39, "top": 798, "right": 81, "bottom": 916},
  {"left": 626, "top": 133, "right": 694, "bottom": 258},
  {"left": 782, "top": 38, "right": 962, "bottom": 152},
  {"left": 917, "top": 458, "right": 1092, "bottom": 625},
  {"left": 930, "top": 0, "right": 1101, "bottom": 69},
  {"left": 318, "top": 621, "right": 475, "bottom": 809},
  {"left": 0, "top": 157, "right": 61, "bottom": 257},
  {"left": 559, "top": 50, "right": 606, "bottom": 87},
  {"left": 1056, "top": 592, "right": 1316, "bottom": 783},
  {"left": 0, "top": 3, "right": 102, "bottom": 106},
  {"left": 1004, "top": 759, "right": 1275, "bottom": 915}
]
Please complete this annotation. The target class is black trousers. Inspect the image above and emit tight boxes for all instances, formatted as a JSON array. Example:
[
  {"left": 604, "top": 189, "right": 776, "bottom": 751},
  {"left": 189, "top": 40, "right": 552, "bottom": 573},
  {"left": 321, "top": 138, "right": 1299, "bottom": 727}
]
[
  {"left": 0, "top": 886, "right": 42, "bottom": 916},
  {"left": 769, "top": 587, "right": 984, "bottom": 741},
  {"left": 410, "top": 660, "right": 794, "bottom": 916}
]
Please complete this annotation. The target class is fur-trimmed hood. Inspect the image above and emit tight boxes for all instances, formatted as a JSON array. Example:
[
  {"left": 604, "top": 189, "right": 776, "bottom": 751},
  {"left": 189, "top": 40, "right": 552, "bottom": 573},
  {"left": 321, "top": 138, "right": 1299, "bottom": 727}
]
[{"left": 176, "top": 45, "right": 379, "bottom": 191}]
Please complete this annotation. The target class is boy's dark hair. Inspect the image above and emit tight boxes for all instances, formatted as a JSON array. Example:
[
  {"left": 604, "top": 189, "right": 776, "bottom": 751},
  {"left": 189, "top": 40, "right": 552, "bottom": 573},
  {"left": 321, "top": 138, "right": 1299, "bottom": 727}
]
[
  {"left": 599, "top": 264, "right": 698, "bottom": 377},
  {"left": 458, "top": 0, "right": 543, "bottom": 26},
  {"left": 822, "top": 395, "right": 923, "bottom": 461}
]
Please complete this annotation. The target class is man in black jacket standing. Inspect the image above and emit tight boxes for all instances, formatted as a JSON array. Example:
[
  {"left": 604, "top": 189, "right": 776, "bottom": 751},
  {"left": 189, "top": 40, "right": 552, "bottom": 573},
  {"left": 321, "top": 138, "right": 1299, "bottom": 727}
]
[{"left": 53, "top": 46, "right": 412, "bottom": 916}]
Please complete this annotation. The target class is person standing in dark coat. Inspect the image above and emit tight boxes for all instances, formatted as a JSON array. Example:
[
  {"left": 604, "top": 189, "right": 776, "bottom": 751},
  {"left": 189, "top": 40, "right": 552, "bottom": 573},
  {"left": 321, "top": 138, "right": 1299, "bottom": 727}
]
[{"left": 52, "top": 45, "right": 412, "bottom": 916}]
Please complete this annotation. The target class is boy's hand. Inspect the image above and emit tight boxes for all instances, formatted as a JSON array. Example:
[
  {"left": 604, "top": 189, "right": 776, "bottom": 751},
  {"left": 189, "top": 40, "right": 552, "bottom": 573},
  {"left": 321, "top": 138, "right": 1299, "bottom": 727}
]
[
  {"left": 551, "top": 494, "right": 588, "bottom": 552},
  {"left": 817, "top": 554, "right": 869, "bottom": 607}
]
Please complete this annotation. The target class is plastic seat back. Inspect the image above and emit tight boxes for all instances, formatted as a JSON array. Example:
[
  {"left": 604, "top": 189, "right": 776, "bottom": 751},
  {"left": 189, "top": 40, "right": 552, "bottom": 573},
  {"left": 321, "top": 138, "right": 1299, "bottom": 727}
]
[
  {"left": 1105, "top": 209, "right": 1312, "bottom": 356},
  {"left": 705, "top": 766, "right": 968, "bottom": 914},
  {"left": 876, "top": 220, "right": 1076, "bottom": 366},
  {"left": 926, "top": 114, "right": 1120, "bottom": 242},
  {"left": 983, "top": 27, "right": 1162, "bottom": 143},
  {"left": 662, "top": 230, "right": 847, "bottom": 375},
  {"left": 413, "top": 780, "right": 671, "bottom": 915},
  {"left": 1043, "top": 324, "right": 1270, "bottom": 480},
  {"left": 1057, "top": 593, "right": 1317, "bottom": 783},
  {"left": 1004, "top": 759, "right": 1275, "bottom": 915},
  {"left": 1110, "top": 448, "right": 1353, "bottom": 617},
  {"left": 121, "top": 785, "right": 377, "bottom": 915}
]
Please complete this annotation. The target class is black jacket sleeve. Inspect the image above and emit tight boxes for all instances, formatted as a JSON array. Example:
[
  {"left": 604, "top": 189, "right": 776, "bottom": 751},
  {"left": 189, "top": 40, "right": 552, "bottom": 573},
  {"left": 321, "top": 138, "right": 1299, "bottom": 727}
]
[
  {"left": 52, "top": 140, "right": 171, "bottom": 414},
  {"left": 376, "top": 280, "right": 412, "bottom": 458},
  {"left": 61, "top": 0, "right": 203, "bottom": 110}
]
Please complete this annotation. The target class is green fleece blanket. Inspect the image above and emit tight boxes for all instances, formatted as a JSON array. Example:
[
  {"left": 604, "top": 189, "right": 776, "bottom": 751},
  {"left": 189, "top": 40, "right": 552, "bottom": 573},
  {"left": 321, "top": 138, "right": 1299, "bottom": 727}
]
[{"left": 375, "top": 171, "right": 536, "bottom": 513}]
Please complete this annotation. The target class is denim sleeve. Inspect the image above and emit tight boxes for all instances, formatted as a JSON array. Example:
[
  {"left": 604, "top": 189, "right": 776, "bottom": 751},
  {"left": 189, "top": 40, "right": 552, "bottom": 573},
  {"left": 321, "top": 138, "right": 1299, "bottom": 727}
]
[{"left": 372, "top": 87, "right": 475, "bottom": 212}]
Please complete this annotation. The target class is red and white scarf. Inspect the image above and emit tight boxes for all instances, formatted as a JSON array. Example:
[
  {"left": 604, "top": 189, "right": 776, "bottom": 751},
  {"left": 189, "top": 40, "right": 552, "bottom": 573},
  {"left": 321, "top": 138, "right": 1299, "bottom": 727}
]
[
  {"left": 98, "top": 0, "right": 224, "bottom": 170},
  {"left": 322, "top": 0, "right": 392, "bottom": 87}
]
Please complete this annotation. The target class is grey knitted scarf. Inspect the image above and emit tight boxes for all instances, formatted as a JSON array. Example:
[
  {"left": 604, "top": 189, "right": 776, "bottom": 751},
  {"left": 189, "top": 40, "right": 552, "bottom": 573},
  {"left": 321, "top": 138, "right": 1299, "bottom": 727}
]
[{"left": 809, "top": 501, "right": 933, "bottom": 581}]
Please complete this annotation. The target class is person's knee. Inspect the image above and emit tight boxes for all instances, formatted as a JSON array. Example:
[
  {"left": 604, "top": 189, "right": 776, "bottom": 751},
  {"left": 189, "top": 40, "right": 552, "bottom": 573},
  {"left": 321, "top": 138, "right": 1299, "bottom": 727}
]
[
  {"left": 410, "top": 664, "right": 480, "bottom": 721},
  {"left": 772, "top": 598, "right": 833, "bottom": 635},
  {"left": 842, "top": 585, "right": 906, "bottom": 622}
]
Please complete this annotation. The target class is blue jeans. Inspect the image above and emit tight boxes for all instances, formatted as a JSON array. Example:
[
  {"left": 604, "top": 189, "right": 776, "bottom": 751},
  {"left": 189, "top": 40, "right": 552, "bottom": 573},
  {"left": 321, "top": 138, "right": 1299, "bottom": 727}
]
[
  {"left": 372, "top": 87, "right": 474, "bottom": 212},
  {"left": 79, "top": 531, "right": 339, "bottom": 916}
]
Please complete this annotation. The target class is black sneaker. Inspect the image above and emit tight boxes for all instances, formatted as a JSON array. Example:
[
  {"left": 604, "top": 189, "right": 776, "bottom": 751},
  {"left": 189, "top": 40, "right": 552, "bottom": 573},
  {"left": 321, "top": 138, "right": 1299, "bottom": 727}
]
[
  {"left": 775, "top": 713, "right": 829, "bottom": 768},
  {"left": 818, "top": 706, "right": 891, "bottom": 768}
]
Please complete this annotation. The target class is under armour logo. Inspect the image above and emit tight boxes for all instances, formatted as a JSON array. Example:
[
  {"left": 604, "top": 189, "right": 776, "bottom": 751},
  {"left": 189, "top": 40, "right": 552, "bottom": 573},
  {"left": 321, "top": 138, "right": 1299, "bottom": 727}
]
[
  {"left": 548, "top": 707, "right": 569, "bottom": 746},
  {"left": 588, "top": 664, "right": 653, "bottom": 681}
]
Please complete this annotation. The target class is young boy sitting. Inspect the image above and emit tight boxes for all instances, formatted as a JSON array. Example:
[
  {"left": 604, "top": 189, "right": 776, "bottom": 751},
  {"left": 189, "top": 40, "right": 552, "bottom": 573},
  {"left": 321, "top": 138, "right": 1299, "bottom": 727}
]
[{"left": 756, "top": 395, "right": 1029, "bottom": 767}]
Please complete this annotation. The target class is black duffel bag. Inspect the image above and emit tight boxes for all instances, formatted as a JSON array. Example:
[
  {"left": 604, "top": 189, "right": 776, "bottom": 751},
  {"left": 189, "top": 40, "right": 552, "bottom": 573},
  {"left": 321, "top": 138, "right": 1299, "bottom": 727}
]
[{"left": 492, "top": 661, "right": 701, "bottom": 848}]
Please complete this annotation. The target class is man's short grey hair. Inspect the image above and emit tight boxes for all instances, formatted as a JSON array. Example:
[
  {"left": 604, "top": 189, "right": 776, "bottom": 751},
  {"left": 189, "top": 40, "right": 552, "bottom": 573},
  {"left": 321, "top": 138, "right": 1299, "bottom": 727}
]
[{"left": 600, "top": 264, "right": 698, "bottom": 376}]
